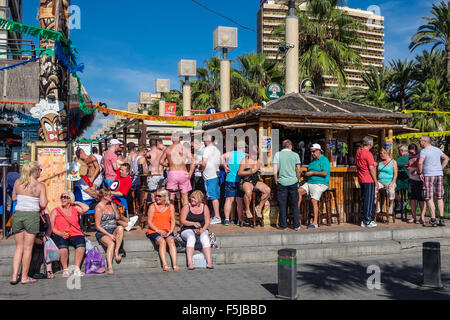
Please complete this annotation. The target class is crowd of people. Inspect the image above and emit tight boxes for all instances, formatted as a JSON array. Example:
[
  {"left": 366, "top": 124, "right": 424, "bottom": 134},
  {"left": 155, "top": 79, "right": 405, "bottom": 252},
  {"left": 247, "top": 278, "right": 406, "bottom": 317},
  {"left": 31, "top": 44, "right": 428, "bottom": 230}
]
[{"left": 4, "top": 133, "right": 449, "bottom": 284}]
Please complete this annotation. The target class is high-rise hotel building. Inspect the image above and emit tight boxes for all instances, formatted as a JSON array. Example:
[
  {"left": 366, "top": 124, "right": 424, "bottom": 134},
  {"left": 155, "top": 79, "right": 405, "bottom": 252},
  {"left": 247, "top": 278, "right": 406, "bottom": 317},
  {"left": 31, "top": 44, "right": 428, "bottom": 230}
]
[{"left": 257, "top": 0, "right": 384, "bottom": 91}]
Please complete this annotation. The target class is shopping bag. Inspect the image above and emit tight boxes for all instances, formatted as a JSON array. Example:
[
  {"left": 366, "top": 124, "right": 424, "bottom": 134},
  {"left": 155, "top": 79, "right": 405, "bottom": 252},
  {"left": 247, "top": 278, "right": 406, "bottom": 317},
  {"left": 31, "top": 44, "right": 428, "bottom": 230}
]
[
  {"left": 85, "top": 239, "right": 94, "bottom": 253},
  {"left": 85, "top": 246, "right": 106, "bottom": 274},
  {"left": 44, "top": 237, "right": 60, "bottom": 263}
]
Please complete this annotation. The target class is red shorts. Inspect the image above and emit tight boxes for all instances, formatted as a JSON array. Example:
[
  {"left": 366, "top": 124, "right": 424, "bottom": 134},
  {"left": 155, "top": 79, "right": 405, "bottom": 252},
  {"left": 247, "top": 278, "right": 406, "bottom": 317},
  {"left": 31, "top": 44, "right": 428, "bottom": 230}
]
[{"left": 422, "top": 176, "right": 444, "bottom": 200}]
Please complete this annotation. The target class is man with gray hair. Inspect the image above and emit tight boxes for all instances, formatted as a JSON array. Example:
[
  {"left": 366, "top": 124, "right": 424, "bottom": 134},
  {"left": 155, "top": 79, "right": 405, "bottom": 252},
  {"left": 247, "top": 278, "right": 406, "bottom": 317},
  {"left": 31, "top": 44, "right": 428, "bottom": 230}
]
[
  {"left": 418, "top": 135, "right": 449, "bottom": 227},
  {"left": 356, "top": 136, "right": 378, "bottom": 228}
]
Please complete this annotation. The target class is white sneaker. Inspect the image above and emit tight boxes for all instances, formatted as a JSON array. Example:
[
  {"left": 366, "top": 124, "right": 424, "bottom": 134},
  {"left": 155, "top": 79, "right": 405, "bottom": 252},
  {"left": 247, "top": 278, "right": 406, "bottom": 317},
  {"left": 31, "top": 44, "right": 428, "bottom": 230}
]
[
  {"left": 210, "top": 217, "right": 222, "bottom": 225},
  {"left": 125, "top": 216, "right": 139, "bottom": 232},
  {"left": 360, "top": 222, "right": 367, "bottom": 228},
  {"left": 367, "top": 221, "right": 377, "bottom": 228}
]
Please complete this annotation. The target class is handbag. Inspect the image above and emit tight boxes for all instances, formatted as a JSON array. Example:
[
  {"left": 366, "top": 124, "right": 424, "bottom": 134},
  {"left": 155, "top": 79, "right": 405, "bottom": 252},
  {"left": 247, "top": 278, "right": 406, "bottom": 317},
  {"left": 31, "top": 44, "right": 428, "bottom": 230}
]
[
  {"left": 44, "top": 236, "right": 60, "bottom": 263},
  {"left": 85, "top": 246, "right": 106, "bottom": 274}
]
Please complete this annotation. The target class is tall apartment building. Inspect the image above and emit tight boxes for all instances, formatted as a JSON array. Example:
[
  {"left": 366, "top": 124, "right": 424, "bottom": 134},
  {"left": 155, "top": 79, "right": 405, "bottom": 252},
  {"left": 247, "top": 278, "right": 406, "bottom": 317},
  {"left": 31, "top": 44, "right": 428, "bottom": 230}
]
[
  {"left": 257, "top": 0, "right": 384, "bottom": 91},
  {"left": 0, "top": 0, "right": 23, "bottom": 58}
]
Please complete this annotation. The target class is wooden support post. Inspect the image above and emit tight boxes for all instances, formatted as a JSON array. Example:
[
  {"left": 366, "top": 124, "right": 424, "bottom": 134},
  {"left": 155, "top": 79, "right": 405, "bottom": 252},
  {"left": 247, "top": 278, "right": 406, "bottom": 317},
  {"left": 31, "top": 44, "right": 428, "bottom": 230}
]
[
  {"left": 379, "top": 129, "right": 386, "bottom": 152},
  {"left": 123, "top": 127, "right": 128, "bottom": 156},
  {"left": 388, "top": 129, "right": 394, "bottom": 157},
  {"left": 99, "top": 142, "right": 103, "bottom": 155},
  {"left": 258, "top": 121, "right": 264, "bottom": 161},
  {"left": 325, "top": 129, "right": 332, "bottom": 165},
  {"left": 139, "top": 121, "right": 147, "bottom": 147}
]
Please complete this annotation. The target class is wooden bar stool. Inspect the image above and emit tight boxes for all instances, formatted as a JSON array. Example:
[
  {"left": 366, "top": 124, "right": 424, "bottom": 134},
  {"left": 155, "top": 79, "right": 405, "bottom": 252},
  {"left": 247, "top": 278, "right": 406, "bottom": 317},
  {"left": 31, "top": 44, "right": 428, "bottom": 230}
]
[
  {"left": 247, "top": 189, "right": 264, "bottom": 228},
  {"left": 349, "top": 188, "right": 361, "bottom": 224},
  {"left": 397, "top": 189, "right": 408, "bottom": 221},
  {"left": 318, "top": 188, "right": 340, "bottom": 226},
  {"left": 376, "top": 188, "right": 395, "bottom": 224}
]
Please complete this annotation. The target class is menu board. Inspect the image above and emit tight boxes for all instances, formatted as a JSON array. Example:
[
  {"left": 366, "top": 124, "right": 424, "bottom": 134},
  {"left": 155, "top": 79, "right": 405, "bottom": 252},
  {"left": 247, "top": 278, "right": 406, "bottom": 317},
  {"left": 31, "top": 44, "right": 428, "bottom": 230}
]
[{"left": 37, "top": 147, "right": 67, "bottom": 212}]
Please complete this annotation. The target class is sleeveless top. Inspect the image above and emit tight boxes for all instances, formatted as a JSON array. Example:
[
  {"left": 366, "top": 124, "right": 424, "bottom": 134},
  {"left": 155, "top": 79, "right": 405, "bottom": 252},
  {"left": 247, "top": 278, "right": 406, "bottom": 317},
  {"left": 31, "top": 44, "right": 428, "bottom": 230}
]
[
  {"left": 15, "top": 194, "right": 40, "bottom": 212},
  {"left": 53, "top": 206, "right": 84, "bottom": 237},
  {"left": 378, "top": 160, "right": 394, "bottom": 183},
  {"left": 99, "top": 206, "right": 117, "bottom": 231},
  {"left": 147, "top": 204, "right": 172, "bottom": 235},
  {"left": 181, "top": 205, "right": 205, "bottom": 232}
]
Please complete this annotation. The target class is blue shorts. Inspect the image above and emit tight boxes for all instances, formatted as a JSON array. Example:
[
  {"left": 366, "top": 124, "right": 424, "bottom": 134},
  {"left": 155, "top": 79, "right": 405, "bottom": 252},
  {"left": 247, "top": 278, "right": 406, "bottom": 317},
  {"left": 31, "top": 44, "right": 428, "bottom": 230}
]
[
  {"left": 52, "top": 235, "right": 86, "bottom": 250},
  {"left": 146, "top": 232, "right": 174, "bottom": 242},
  {"left": 205, "top": 178, "right": 220, "bottom": 200},
  {"left": 225, "top": 181, "right": 244, "bottom": 198},
  {"left": 96, "top": 227, "right": 117, "bottom": 243}
]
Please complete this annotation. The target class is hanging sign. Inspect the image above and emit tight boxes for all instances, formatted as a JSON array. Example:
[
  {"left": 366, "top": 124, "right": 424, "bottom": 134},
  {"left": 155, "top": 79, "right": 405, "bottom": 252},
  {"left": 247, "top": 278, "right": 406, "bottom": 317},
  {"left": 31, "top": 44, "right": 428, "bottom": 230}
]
[
  {"left": 266, "top": 83, "right": 284, "bottom": 100},
  {"left": 165, "top": 102, "right": 177, "bottom": 116},
  {"left": 206, "top": 107, "right": 219, "bottom": 114},
  {"left": 300, "top": 79, "right": 316, "bottom": 94}
]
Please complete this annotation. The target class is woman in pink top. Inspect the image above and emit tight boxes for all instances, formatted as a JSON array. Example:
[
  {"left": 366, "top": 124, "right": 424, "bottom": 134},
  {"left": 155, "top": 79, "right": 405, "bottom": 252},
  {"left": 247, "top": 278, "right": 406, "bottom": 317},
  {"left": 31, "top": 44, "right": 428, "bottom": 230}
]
[{"left": 49, "top": 192, "right": 89, "bottom": 277}]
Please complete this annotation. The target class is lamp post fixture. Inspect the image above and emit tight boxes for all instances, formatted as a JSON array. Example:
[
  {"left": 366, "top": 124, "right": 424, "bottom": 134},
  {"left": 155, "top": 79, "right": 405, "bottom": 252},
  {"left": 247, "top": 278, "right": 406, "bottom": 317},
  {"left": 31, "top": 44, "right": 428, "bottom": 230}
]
[
  {"left": 213, "top": 26, "right": 238, "bottom": 112},
  {"left": 178, "top": 59, "right": 197, "bottom": 117},
  {"left": 284, "top": 0, "right": 299, "bottom": 94},
  {"left": 155, "top": 79, "right": 170, "bottom": 117}
]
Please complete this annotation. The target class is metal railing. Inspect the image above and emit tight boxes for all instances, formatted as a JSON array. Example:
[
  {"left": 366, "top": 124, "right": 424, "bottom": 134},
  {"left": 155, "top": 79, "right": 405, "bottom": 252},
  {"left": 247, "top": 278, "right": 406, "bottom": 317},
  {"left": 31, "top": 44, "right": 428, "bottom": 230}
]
[{"left": 0, "top": 38, "right": 38, "bottom": 60}]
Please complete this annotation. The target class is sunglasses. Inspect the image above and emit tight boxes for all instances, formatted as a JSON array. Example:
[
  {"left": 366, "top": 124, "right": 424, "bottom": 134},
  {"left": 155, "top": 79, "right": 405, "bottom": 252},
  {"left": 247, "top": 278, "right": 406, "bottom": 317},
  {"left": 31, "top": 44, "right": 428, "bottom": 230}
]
[
  {"left": 155, "top": 195, "right": 163, "bottom": 198},
  {"left": 61, "top": 195, "right": 70, "bottom": 200}
]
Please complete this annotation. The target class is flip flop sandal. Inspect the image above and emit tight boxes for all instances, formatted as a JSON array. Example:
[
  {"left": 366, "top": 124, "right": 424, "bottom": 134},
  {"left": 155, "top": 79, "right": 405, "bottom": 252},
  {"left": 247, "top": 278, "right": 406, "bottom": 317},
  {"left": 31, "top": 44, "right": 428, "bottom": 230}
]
[
  {"left": 162, "top": 265, "right": 171, "bottom": 272},
  {"left": 21, "top": 278, "right": 37, "bottom": 284},
  {"left": 407, "top": 218, "right": 416, "bottom": 224},
  {"left": 206, "top": 265, "right": 214, "bottom": 270},
  {"left": 74, "top": 270, "right": 85, "bottom": 277},
  {"left": 47, "top": 271, "right": 55, "bottom": 279},
  {"left": 62, "top": 270, "right": 70, "bottom": 278},
  {"left": 173, "top": 266, "right": 180, "bottom": 271}
]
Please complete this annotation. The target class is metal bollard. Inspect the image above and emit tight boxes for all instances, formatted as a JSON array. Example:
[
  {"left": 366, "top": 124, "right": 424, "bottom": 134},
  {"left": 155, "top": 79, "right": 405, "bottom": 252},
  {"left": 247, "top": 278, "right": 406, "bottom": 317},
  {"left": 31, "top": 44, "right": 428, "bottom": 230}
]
[
  {"left": 422, "top": 242, "right": 443, "bottom": 288},
  {"left": 277, "top": 248, "right": 298, "bottom": 300}
]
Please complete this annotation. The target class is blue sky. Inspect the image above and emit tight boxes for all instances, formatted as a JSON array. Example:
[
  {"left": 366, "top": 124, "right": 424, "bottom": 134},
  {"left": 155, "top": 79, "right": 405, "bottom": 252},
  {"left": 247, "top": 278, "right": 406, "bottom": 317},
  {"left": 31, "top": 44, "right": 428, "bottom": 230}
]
[{"left": 22, "top": 0, "right": 442, "bottom": 138}]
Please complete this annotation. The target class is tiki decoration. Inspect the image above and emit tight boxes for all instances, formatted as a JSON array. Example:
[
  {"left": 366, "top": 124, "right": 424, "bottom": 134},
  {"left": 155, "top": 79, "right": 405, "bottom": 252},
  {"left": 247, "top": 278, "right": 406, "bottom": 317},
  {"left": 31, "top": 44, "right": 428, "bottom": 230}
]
[
  {"left": 31, "top": 99, "right": 65, "bottom": 142},
  {"left": 39, "top": 0, "right": 70, "bottom": 141}
]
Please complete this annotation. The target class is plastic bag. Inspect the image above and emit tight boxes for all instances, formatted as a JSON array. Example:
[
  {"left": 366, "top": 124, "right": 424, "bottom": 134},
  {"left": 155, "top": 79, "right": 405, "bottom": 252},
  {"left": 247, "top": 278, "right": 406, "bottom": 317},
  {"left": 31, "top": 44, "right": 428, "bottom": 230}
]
[
  {"left": 85, "top": 246, "right": 106, "bottom": 274},
  {"left": 85, "top": 239, "right": 94, "bottom": 253},
  {"left": 44, "top": 237, "right": 60, "bottom": 263}
]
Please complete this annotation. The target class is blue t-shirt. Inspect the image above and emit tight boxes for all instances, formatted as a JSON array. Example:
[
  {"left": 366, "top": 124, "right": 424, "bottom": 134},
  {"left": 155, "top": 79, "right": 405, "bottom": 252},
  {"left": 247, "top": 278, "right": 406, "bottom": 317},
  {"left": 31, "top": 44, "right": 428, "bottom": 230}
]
[
  {"left": 307, "top": 155, "right": 331, "bottom": 186},
  {"left": 226, "top": 151, "right": 246, "bottom": 183}
]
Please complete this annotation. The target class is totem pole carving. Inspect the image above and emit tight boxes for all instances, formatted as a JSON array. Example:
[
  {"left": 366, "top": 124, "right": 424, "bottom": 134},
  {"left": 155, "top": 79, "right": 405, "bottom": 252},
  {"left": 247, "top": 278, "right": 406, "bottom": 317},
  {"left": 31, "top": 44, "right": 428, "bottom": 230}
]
[{"left": 38, "top": 0, "right": 70, "bottom": 142}]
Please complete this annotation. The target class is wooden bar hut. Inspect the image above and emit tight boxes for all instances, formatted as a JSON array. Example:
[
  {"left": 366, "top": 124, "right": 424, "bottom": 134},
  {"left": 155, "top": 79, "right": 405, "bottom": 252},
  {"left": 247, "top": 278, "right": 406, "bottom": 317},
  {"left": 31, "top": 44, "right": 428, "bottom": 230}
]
[{"left": 202, "top": 93, "right": 418, "bottom": 223}]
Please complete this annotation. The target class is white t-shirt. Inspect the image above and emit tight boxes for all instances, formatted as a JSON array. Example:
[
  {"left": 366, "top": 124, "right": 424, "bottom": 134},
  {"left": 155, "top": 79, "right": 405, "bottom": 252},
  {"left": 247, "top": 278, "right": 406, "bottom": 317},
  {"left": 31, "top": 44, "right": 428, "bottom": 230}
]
[
  {"left": 202, "top": 145, "right": 221, "bottom": 181},
  {"left": 420, "top": 146, "right": 444, "bottom": 177},
  {"left": 93, "top": 154, "right": 103, "bottom": 169},
  {"left": 75, "top": 175, "right": 103, "bottom": 201}
]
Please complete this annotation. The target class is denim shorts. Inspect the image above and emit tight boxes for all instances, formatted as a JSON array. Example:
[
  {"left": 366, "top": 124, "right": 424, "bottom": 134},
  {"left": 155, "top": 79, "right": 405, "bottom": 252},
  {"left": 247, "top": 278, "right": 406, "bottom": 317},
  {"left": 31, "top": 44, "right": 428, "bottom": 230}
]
[
  {"left": 225, "top": 181, "right": 244, "bottom": 198},
  {"left": 96, "top": 227, "right": 117, "bottom": 243},
  {"left": 52, "top": 235, "right": 86, "bottom": 250},
  {"left": 146, "top": 232, "right": 174, "bottom": 242}
]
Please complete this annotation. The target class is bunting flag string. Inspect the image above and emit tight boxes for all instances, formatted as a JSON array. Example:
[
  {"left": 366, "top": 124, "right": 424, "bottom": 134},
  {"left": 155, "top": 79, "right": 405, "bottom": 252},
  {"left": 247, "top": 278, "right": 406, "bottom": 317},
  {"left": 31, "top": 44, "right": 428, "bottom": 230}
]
[
  {"left": 0, "top": 18, "right": 68, "bottom": 44},
  {"left": 93, "top": 103, "right": 262, "bottom": 123},
  {"left": 0, "top": 57, "right": 40, "bottom": 71},
  {"left": 393, "top": 131, "right": 450, "bottom": 140},
  {"left": 402, "top": 110, "right": 450, "bottom": 115},
  {"left": 55, "top": 41, "right": 84, "bottom": 74}
]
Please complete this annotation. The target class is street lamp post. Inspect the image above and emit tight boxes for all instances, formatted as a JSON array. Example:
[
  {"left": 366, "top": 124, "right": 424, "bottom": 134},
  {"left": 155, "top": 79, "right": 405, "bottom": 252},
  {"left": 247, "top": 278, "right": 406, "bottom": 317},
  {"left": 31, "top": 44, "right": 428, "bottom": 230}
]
[
  {"left": 285, "top": 0, "right": 299, "bottom": 94},
  {"left": 155, "top": 79, "right": 170, "bottom": 117},
  {"left": 178, "top": 60, "right": 197, "bottom": 117},
  {"left": 213, "top": 26, "right": 238, "bottom": 112}
]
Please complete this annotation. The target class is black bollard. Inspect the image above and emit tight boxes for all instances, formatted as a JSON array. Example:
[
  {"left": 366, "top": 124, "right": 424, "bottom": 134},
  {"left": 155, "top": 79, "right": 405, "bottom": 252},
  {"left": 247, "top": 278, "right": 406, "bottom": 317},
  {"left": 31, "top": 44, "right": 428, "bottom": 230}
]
[
  {"left": 422, "top": 242, "right": 443, "bottom": 288},
  {"left": 277, "top": 248, "right": 298, "bottom": 300}
]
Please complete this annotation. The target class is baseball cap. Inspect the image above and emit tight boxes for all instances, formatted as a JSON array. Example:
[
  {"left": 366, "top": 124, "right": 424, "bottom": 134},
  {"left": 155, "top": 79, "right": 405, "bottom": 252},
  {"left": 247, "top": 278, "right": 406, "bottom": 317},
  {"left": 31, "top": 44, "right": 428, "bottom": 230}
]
[
  {"left": 109, "top": 139, "right": 122, "bottom": 146},
  {"left": 311, "top": 143, "right": 323, "bottom": 152}
]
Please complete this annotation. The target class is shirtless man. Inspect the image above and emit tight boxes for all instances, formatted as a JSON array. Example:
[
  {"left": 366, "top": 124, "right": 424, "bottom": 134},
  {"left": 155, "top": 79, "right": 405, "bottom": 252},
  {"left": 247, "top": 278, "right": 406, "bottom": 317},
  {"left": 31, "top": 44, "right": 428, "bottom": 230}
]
[
  {"left": 160, "top": 135, "right": 194, "bottom": 207},
  {"left": 124, "top": 142, "right": 137, "bottom": 166},
  {"left": 147, "top": 139, "right": 165, "bottom": 202},
  {"left": 76, "top": 148, "right": 100, "bottom": 183}
]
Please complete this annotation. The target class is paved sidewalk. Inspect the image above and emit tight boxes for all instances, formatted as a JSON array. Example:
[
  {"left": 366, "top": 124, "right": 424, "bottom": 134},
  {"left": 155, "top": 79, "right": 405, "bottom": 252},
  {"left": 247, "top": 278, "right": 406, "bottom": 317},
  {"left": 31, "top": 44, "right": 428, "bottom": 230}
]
[{"left": 1, "top": 252, "right": 448, "bottom": 300}]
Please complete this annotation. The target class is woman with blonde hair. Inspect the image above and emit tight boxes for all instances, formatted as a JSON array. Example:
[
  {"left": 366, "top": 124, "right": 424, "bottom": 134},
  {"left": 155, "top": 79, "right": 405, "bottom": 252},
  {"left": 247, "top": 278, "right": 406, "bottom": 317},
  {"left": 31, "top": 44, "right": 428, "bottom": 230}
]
[
  {"left": 49, "top": 191, "right": 90, "bottom": 277},
  {"left": 180, "top": 190, "right": 213, "bottom": 270},
  {"left": 95, "top": 189, "right": 125, "bottom": 275},
  {"left": 10, "top": 162, "right": 48, "bottom": 285},
  {"left": 376, "top": 148, "right": 398, "bottom": 219},
  {"left": 147, "top": 188, "right": 178, "bottom": 271}
]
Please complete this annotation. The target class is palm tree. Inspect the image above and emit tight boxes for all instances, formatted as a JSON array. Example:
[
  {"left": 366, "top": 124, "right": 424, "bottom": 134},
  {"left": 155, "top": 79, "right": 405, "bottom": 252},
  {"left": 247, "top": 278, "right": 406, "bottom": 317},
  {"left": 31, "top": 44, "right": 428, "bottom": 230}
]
[
  {"left": 273, "top": 0, "right": 366, "bottom": 94},
  {"left": 388, "top": 59, "right": 417, "bottom": 111},
  {"left": 409, "top": 0, "right": 450, "bottom": 88},
  {"left": 191, "top": 57, "right": 221, "bottom": 110},
  {"left": 237, "top": 53, "right": 283, "bottom": 89},
  {"left": 149, "top": 90, "right": 183, "bottom": 116},
  {"left": 410, "top": 78, "right": 450, "bottom": 132},
  {"left": 414, "top": 49, "right": 447, "bottom": 83}
]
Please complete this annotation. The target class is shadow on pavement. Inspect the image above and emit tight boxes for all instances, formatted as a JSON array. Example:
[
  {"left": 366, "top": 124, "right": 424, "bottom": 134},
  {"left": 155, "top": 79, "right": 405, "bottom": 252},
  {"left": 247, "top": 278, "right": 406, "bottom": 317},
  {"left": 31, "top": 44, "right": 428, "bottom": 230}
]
[{"left": 296, "top": 260, "right": 450, "bottom": 300}]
